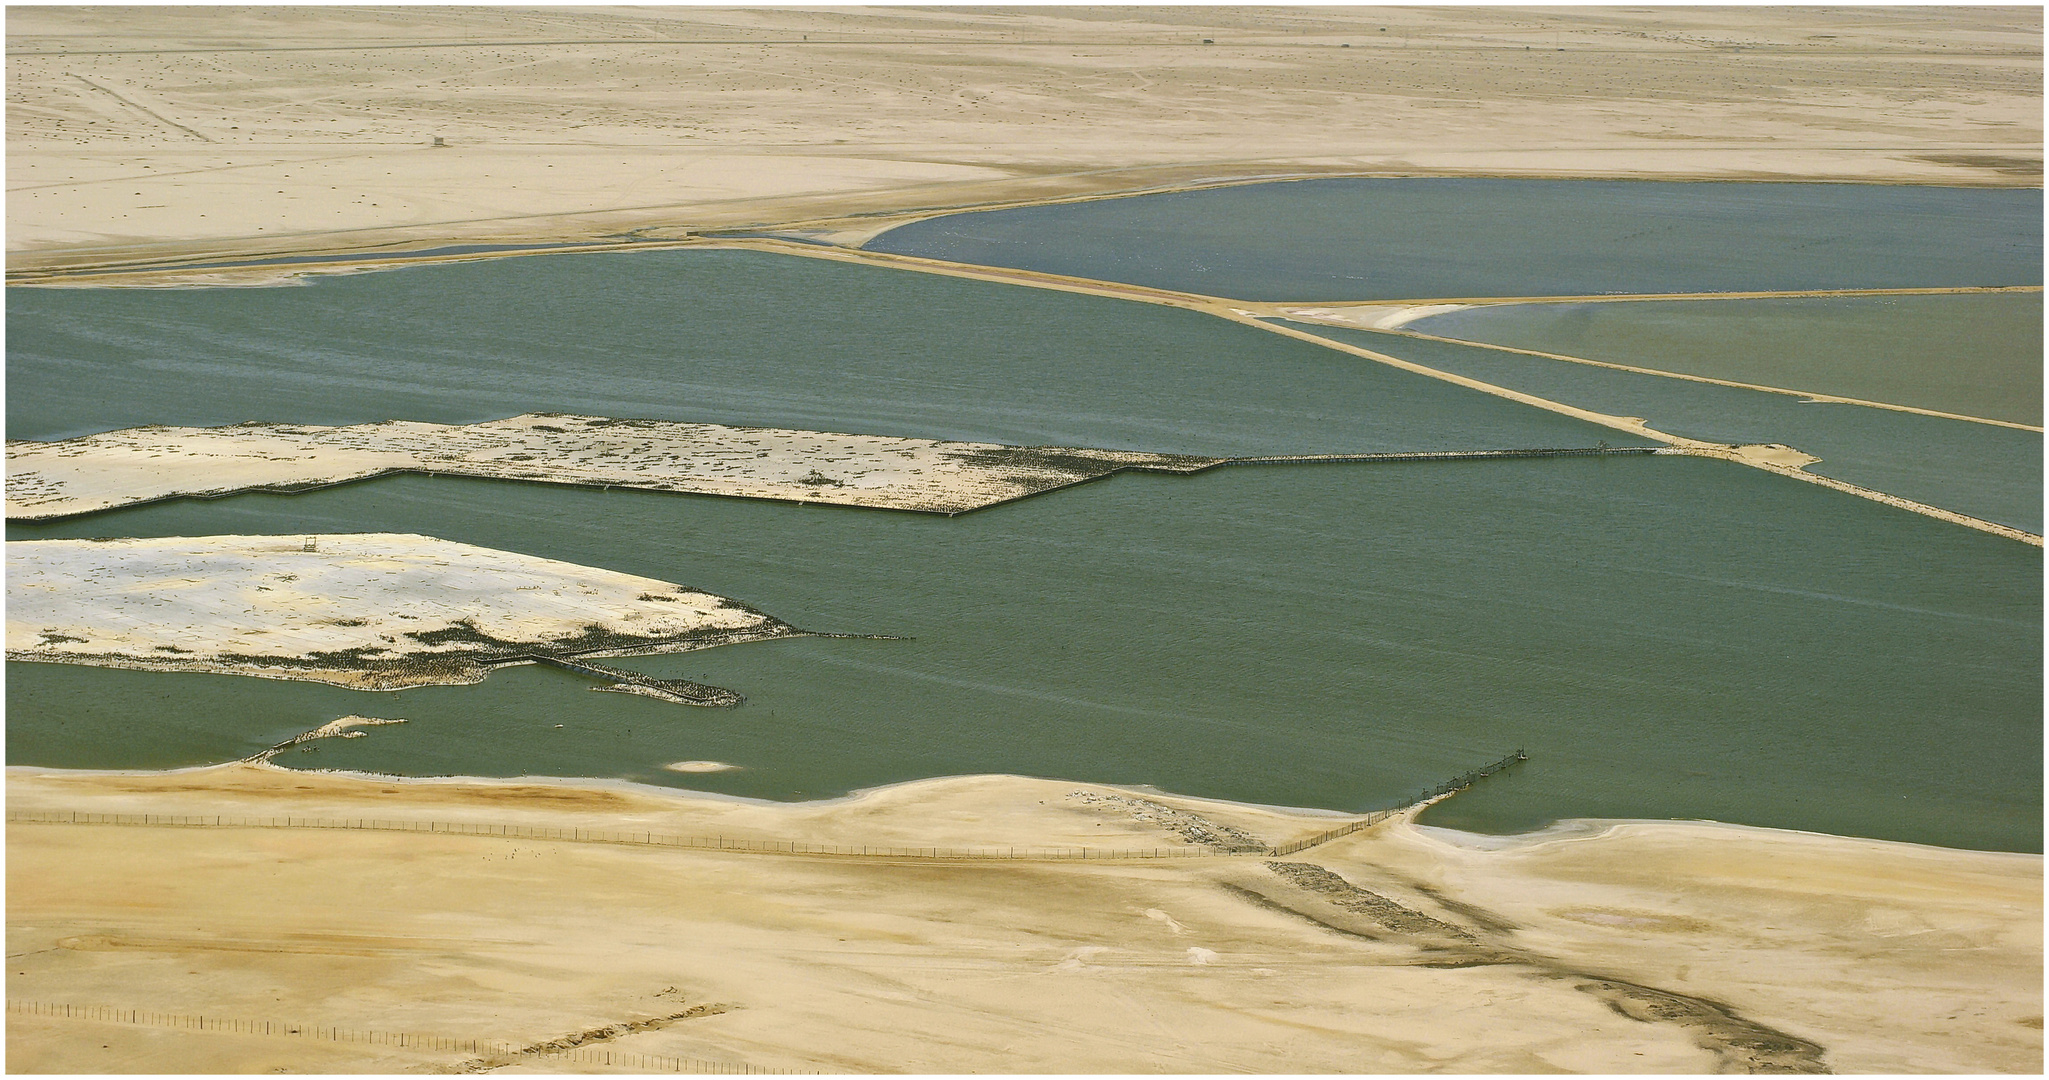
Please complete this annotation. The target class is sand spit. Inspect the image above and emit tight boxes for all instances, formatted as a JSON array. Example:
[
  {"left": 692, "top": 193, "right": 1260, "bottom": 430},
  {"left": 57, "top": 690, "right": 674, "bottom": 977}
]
[
  {"left": 5, "top": 412, "right": 1223, "bottom": 520},
  {"left": 663, "top": 760, "right": 740, "bottom": 774},
  {"left": 1281, "top": 303, "right": 1474, "bottom": 330},
  {"left": 241, "top": 715, "right": 407, "bottom": 765},
  {"left": 5, "top": 533, "right": 801, "bottom": 693},
  {"left": 5, "top": 765, "right": 2038, "bottom": 1073}
]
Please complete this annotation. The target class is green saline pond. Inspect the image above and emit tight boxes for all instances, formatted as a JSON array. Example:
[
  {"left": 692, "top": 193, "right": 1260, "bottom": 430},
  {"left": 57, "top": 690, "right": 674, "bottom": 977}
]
[
  {"left": 5, "top": 248, "right": 1642, "bottom": 454},
  {"left": 1407, "top": 292, "right": 2045, "bottom": 427},
  {"left": 8, "top": 456, "right": 2040, "bottom": 852}
]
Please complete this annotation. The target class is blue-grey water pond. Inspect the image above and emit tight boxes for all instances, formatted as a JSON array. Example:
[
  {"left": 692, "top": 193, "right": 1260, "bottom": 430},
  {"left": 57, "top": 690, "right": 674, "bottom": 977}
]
[
  {"left": 862, "top": 179, "right": 2043, "bottom": 301},
  {"left": 8, "top": 248, "right": 1640, "bottom": 453}
]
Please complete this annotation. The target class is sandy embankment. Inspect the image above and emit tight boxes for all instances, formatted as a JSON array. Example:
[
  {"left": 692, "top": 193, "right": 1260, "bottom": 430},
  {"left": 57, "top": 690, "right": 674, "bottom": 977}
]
[
  {"left": 6, "top": 765, "right": 2038, "bottom": 1074},
  {"left": 8, "top": 6, "right": 2040, "bottom": 274},
  {"left": 1272, "top": 295, "right": 2046, "bottom": 432}
]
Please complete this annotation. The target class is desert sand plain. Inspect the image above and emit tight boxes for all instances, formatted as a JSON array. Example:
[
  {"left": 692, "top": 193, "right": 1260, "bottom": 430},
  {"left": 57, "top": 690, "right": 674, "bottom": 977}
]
[
  {"left": 7, "top": 5, "right": 2041, "bottom": 275},
  {"left": 7, "top": 766, "right": 2042, "bottom": 1074},
  {"left": 6, "top": 5, "right": 2044, "bottom": 1075}
]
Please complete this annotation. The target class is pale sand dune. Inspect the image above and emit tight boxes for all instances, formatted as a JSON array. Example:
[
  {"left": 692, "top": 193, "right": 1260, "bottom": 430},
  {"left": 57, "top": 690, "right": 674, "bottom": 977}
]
[
  {"left": 5, "top": 766, "right": 2038, "bottom": 1074},
  {"left": 8, "top": 6, "right": 2040, "bottom": 271}
]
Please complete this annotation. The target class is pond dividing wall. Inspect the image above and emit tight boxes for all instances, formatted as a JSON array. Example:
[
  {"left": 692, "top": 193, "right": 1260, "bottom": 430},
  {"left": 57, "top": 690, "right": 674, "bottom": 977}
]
[
  {"left": 1291, "top": 323, "right": 2045, "bottom": 534},
  {"left": 1405, "top": 292, "right": 2045, "bottom": 426}
]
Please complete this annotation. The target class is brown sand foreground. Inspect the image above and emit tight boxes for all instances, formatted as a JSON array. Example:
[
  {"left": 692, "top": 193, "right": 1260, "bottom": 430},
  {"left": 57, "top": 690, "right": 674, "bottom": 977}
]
[
  {"left": 8, "top": 6, "right": 2041, "bottom": 273},
  {"left": 7, "top": 766, "right": 2039, "bottom": 1074}
]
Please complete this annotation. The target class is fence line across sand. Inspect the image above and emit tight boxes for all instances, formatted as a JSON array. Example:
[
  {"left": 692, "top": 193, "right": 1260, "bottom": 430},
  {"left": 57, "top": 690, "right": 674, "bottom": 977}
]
[
  {"left": 4, "top": 810, "right": 1223, "bottom": 860},
  {"left": 5, "top": 1000, "right": 798, "bottom": 1074},
  {"left": 7, "top": 751, "right": 1528, "bottom": 861}
]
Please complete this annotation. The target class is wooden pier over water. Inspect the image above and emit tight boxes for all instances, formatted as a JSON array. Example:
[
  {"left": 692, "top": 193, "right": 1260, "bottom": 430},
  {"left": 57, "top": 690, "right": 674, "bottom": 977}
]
[
  {"left": 485, "top": 653, "right": 743, "bottom": 707},
  {"left": 1270, "top": 749, "right": 1530, "bottom": 856}
]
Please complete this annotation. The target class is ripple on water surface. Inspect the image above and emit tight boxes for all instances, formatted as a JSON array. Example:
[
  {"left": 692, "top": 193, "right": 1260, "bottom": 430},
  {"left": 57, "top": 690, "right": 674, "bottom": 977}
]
[{"left": 6, "top": 247, "right": 1640, "bottom": 454}]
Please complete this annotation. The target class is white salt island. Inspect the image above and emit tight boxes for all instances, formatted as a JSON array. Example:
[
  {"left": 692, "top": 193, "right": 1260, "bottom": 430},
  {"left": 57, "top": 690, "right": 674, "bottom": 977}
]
[
  {"left": 6, "top": 533, "right": 805, "bottom": 702},
  {"left": 4, "top": 413, "right": 1223, "bottom": 520}
]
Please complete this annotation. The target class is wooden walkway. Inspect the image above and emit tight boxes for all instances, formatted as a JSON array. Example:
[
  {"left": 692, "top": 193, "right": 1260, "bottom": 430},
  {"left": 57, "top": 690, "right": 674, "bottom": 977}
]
[{"left": 486, "top": 653, "right": 742, "bottom": 707}]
